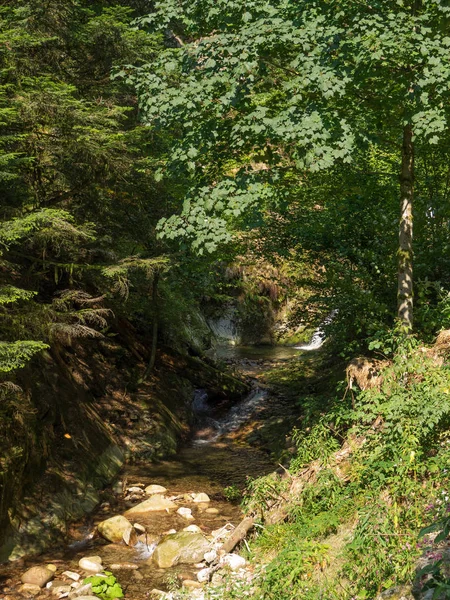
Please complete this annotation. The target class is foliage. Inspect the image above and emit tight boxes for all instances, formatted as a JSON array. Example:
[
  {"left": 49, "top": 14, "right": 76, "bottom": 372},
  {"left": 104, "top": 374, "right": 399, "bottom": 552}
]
[{"left": 83, "top": 572, "right": 124, "bottom": 600}]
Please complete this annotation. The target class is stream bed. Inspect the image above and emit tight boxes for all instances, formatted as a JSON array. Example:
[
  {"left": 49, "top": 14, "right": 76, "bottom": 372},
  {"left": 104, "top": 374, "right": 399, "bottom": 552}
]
[{"left": 0, "top": 348, "right": 298, "bottom": 599}]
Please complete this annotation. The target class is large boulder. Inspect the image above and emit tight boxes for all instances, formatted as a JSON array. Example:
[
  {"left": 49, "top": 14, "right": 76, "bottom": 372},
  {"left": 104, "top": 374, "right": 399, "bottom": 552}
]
[
  {"left": 152, "top": 532, "right": 210, "bottom": 568},
  {"left": 97, "top": 515, "right": 133, "bottom": 543},
  {"left": 21, "top": 566, "right": 54, "bottom": 588},
  {"left": 124, "top": 495, "right": 177, "bottom": 515}
]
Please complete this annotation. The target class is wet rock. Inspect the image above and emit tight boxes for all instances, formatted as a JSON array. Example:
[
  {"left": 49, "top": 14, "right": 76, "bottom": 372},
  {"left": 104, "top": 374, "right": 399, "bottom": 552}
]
[
  {"left": 220, "top": 553, "right": 246, "bottom": 570},
  {"left": 124, "top": 495, "right": 176, "bottom": 515},
  {"left": 21, "top": 566, "right": 54, "bottom": 587},
  {"left": 145, "top": 484, "right": 167, "bottom": 495},
  {"left": 177, "top": 507, "right": 194, "bottom": 520},
  {"left": 78, "top": 556, "right": 103, "bottom": 573},
  {"left": 19, "top": 583, "right": 42, "bottom": 596},
  {"left": 193, "top": 493, "right": 210, "bottom": 503},
  {"left": 205, "top": 507, "right": 219, "bottom": 515},
  {"left": 183, "top": 525, "right": 201, "bottom": 533},
  {"left": 62, "top": 571, "right": 80, "bottom": 582},
  {"left": 152, "top": 532, "right": 211, "bottom": 568},
  {"left": 46, "top": 564, "right": 57, "bottom": 573},
  {"left": 97, "top": 515, "right": 133, "bottom": 544}
]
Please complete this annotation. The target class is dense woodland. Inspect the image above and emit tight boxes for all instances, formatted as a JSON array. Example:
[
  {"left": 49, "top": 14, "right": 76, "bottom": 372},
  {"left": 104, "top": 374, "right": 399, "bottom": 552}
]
[{"left": 1, "top": 1, "right": 450, "bottom": 599}]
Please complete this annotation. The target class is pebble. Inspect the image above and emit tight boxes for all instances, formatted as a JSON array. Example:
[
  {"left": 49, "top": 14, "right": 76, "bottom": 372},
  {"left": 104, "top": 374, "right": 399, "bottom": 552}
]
[
  {"left": 220, "top": 553, "right": 247, "bottom": 570},
  {"left": 62, "top": 571, "right": 80, "bottom": 581},
  {"left": 133, "top": 523, "right": 146, "bottom": 533},
  {"left": 126, "top": 486, "right": 145, "bottom": 494},
  {"left": 193, "top": 493, "right": 210, "bottom": 503},
  {"left": 150, "top": 590, "right": 166, "bottom": 597},
  {"left": 197, "top": 568, "right": 212, "bottom": 583},
  {"left": 183, "top": 524, "right": 201, "bottom": 533},
  {"left": 19, "top": 583, "right": 42, "bottom": 596},
  {"left": 132, "top": 570, "right": 144, "bottom": 581},
  {"left": 78, "top": 556, "right": 103, "bottom": 573},
  {"left": 145, "top": 484, "right": 167, "bottom": 495},
  {"left": 177, "top": 507, "right": 194, "bottom": 520},
  {"left": 205, "top": 507, "right": 219, "bottom": 515},
  {"left": 46, "top": 564, "right": 57, "bottom": 573}
]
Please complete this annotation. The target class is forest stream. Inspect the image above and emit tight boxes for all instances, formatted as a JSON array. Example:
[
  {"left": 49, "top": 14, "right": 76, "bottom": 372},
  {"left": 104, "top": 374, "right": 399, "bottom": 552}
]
[{"left": 0, "top": 349, "right": 301, "bottom": 600}]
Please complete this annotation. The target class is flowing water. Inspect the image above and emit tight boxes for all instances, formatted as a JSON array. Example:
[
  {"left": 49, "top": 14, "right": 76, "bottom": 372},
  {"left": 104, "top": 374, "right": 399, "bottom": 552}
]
[{"left": 0, "top": 350, "right": 290, "bottom": 599}]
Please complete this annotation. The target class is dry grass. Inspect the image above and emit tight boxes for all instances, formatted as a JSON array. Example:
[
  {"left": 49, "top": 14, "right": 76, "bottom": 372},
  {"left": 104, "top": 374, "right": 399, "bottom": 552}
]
[{"left": 346, "top": 357, "right": 390, "bottom": 392}]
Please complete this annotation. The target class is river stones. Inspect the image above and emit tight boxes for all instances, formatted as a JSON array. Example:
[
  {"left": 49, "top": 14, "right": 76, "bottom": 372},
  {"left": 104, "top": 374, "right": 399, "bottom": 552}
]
[
  {"left": 152, "top": 532, "right": 210, "bottom": 568},
  {"left": 125, "top": 494, "right": 176, "bottom": 515},
  {"left": 145, "top": 484, "right": 167, "bottom": 495},
  {"left": 19, "top": 583, "right": 42, "bottom": 596},
  {"left": 183, "top": 524, "right": 202, "bottom": 533},
  {"left": 78, "top": 555, "right": 103, "bottom": 573},
  {"left": 193, "top": 493, "right": 210, "bottom": 503},
  {"left": 21, "top": 565, "right": 54, "bottom": 587},
  {"left": 205, "top": 507, "right": 219, "bottom": 515},
  {"left": 97, "top": 515, "right": 133, "bottom": 543},
  {"left": 177, "top": 506, "right": 194, "bottom": 520},
  {"left": 220, "top": 553, "right": 247, "bottom": 570}
]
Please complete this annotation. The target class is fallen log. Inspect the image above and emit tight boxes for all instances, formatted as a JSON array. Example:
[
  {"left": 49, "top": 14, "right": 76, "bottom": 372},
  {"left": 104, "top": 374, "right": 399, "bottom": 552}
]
[{"left": 219, "top": 517, "right": 254, "bottom": 554}]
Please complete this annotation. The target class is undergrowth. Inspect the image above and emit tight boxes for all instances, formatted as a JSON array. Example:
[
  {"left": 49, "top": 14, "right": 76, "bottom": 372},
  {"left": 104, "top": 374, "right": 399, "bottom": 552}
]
[{"left": 223, "top": 336, "right": 450, "bottom": 600}]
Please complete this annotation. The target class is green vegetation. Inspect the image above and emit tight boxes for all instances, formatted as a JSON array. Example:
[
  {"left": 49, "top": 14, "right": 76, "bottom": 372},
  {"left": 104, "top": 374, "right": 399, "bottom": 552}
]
[{"left": 83, "top": 572, "right": 124, "bottom": 600}]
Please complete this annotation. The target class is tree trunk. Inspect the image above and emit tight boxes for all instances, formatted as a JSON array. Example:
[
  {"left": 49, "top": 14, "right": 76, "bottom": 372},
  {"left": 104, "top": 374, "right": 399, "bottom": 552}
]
[{"left": 398, "top": 124, "right": 414, "bottom": 331}]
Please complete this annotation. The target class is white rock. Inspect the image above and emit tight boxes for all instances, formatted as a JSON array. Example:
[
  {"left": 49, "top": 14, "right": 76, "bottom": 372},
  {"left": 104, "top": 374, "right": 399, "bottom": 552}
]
[
  {"left": 203, "top": 549, "right": 217, "bottom": 563},
  {"left": 145, "top": 484, "right": 167, "bottom": 495},
  {"left": 177, "top": 507, "right": 194, "bottom": 520},
  {"left": 133, "top": 523, "right": 146, "bottom": 533},
  {"left": 220, "top": 553, "right": 246, "bottom": 571},
  {"left": 62, "top": 571, "right": 80, "bottom": 581},
  {"left": 78, "top": 556, "right": 103, "bottom": 573},
  {"left": 126, "top": 486, "right": 144, "bottom": 494},
  {"left": 183, "top": 524, "right": 201, "bottom": 533},
  {"left": 193, "top": 493, "right": 210, "bottom": 503},
  {"left": 197, "top": 568, "right": 212, "bottom": 583}
]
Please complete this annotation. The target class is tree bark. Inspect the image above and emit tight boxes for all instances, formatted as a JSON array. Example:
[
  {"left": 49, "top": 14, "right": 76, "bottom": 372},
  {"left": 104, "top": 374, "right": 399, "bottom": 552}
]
[{"left": 398, "top": 124, "right": 414, "bottom": 331}]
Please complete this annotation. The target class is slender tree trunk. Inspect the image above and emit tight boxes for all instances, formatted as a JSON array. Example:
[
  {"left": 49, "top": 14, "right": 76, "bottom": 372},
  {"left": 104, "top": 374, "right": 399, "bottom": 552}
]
[
  {"left": 143, "top": 271, "right": 160, "bottom": 380},
  {"left": 398, "top": 124, "right": 414, "bottom": 331}
]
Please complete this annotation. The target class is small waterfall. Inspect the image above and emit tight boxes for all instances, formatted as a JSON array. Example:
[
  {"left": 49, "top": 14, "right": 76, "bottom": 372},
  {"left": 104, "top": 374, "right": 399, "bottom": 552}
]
[
  {"left": 295, "top": 310, "right": 338, "bottom": 351},
  {"left": 192, "top": 388, "right": 268, "bottom": 445}
]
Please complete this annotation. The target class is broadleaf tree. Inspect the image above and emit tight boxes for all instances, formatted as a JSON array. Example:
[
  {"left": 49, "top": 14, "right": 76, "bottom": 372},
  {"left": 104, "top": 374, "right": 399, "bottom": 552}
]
[{"left": 130, "top": 0, "right": 450, "bottom": 332}]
